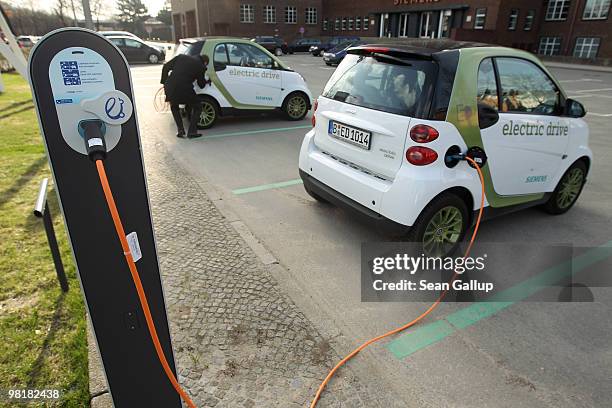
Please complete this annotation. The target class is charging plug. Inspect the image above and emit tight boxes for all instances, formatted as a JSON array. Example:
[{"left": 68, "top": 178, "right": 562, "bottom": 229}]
[{"left": 79, "top": 120, "right": 107, "bottom": 161}]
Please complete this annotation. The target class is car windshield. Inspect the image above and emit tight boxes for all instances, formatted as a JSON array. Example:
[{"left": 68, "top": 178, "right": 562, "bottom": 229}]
[{"left": 323, "top": 53, "right": 436, "bottom": 118}]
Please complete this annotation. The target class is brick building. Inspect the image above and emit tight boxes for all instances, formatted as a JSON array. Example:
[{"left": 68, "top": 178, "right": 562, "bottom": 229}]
[{"left": 171, "top": 0, "right": 611, "bottom": 62}]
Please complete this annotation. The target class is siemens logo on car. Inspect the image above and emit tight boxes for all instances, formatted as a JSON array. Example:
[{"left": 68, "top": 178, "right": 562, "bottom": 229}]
[
  {"left": 255, "top": 95, "right": 273, "bottom": 101},
  {"left": 228, "top": 68, "right": 280, "bottom": 80}
]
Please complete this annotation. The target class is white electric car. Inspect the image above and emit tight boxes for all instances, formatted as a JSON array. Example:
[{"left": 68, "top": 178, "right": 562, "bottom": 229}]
[
  {"left": 299, "top": 41, "right": 591, "bottom": 256},
  {"left": 176, "top": 37, "right": 312, "bottom": 129}
]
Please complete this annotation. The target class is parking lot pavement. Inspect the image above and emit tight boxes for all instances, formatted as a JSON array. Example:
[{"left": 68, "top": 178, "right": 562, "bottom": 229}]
[{"left": 130, "top": 55, "right": 612, "bottom": 407}]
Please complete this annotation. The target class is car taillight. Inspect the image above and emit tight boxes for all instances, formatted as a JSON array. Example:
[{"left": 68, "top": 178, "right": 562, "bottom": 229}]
[
  {"left": 406, "top": 146, "right": 438, "bottom": 166},
  {"left": 410, "top": 124, "right": 439, "bottom": 143},
  {"left": 311, "top": 99, "right": 318, "bottom": 127}
]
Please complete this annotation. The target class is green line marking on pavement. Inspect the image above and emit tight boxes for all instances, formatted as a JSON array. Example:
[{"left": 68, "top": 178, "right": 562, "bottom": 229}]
[
  {"left": 233, "top": 178, "right": 303, "bottom": 195},
  {"left": 200, "top": 124, "right": 311, "bottom": 140},
  {"left": 387, "top": 240, "right": 612, "bottom": 360}
]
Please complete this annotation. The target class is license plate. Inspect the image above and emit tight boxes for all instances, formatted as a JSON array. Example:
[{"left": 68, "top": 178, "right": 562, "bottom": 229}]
[{"left": 328, "top": 120, "right": 371, "bottom": 150}]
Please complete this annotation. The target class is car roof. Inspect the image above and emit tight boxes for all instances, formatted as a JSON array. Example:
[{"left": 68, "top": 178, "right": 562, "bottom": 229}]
[{"left": 350, "top": 38, "right": 492, "bottom": 58}]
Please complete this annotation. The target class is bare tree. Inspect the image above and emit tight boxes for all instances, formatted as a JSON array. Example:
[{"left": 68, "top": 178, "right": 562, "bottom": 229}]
[{"left": 54, "top": 0, "right": 69, "bottom": 26}]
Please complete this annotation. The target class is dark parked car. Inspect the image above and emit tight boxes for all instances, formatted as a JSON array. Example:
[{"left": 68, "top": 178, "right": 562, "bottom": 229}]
[
  {"left": 322, "top": 40, "right": 365, "bottom": 65},
  {"left": 251, "top": 36, "right": 288, "bottom": 56},
  {"left": 309, "top": 36, "right": 360, "bottom": 56},
  {"left": 108, "top": 36, "right": 165, "bottom": 64},
  {"left": 288, "top": 38, "right": 321, "bottom": 53}
]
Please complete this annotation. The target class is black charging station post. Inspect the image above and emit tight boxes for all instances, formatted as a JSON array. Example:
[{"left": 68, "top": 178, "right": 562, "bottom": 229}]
[{"left": 28, "top": 28, "right": 182, "bottom": 407}]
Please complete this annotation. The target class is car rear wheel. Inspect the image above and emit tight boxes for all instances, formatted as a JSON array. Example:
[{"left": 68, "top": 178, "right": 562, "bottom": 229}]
[
  {"left": 148, "top": 53, "right": 159, "bottom": 64},
  {"left": 404, "top": 193, "right": 468, "bottom": 258},
  {"left": 282, "top": 93, "right": 309, "bottom": 121},
  {"left": 543, "top": 161, "right": 587, "bottom": 214},
  {"left": 196, "top": 97, "right": 219, "bottom": 129},
  {"left": 274, "top": 47, "right": 283, "bottom": 56}
]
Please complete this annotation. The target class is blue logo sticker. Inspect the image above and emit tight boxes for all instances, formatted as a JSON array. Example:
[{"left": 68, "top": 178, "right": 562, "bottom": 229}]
[
  {"left": 104, "top": 97, "right": 125, "bottom": 120},
  {"left": 60, "top": 60, "right": 81, "bottom": 86},
  {"left": 55, "top": 98, "right": 73, "bottom": 104}
]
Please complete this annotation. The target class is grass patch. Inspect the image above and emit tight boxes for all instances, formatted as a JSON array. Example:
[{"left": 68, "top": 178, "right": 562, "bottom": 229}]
[{"left": 0, "top": 73, "right": 88, "bottom": 407}]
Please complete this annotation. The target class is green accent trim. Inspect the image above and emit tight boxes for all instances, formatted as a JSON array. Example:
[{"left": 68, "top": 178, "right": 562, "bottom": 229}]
[
  {"left": 387, "top": 240, "right": 612, "bottom": 360},
  {"left": 198, "top": 124, "right": 311, "bottom": 140},
  {"left": 423, "top": 206, "right": 464, "bottom": 257},
  {"left": 233, "top": 178, "right": 303, "bottom": 195},
  {"left": 201, "top": 39, "right": 287, "bottom": 111},
  {"left": 447, "top": 47, "right": 552, "bottom": 208}
]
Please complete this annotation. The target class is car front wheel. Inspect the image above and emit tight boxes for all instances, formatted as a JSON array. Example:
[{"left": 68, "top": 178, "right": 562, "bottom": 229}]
[
  {"left": 274, "top": 47, "right": 283, "bottom": 56},
  {"left": 148, "top": 53, "right": 159, "bottom": 64},
  {"left": 543, "top": 160, "right": 587, "bottom": 214},
  {"left": 404, "top": 193, "right": 468, "bottom": 258},
  {"left": 282, "top": 93, "right": 309, "bottom": 121}
]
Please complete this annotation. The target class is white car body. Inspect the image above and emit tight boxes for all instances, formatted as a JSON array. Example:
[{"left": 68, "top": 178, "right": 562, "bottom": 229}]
[{"left": 299, "top": 44, "right": 592, "bottom": 233}]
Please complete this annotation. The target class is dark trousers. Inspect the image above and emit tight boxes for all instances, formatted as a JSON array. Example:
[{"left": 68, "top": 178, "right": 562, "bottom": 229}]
[{"left": 170, "top": 102, "right": 202, "bottom": 134}]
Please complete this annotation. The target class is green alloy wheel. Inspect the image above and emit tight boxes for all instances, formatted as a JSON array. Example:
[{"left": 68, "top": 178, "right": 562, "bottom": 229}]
[
  {"left": 283, "top": 93, "right": 309, "bottom": 121},
  {"left": 544, "top": 161, "right": 587, "bottom": 214},
  {"left": 404, "top": 193, "right": 468, "bottom": 258},
  {"left": 197, "top": 97, "right": 219, "bottom": 129},
  {"left": 423, "top": 206, "right": 464, "bottom": 257}
]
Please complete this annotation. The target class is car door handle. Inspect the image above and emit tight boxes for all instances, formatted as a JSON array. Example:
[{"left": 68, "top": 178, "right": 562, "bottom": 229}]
[{"left": 345, "top": 109, "right": 357, "bottom": 114}]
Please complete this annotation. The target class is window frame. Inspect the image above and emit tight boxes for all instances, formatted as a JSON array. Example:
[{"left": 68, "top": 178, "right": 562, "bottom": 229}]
[
  {"left": 545, "top": 0, "right": 571, "bottom": 21},
  {"left": 491, "top": 56, "right": 564, "bottom": 116},
  {"left": 285, "top": 6, "right": 297, "bottom": 24},
  {"left": 225, "top": 42, "right": 274, "bottom": 69},
  {"left": 263, "top": 5, "right": 276, "bottom": 24},
  {"left": 342, "top": 17, "right": 347, "bottom": 30},
  {"left": 538, "top": 36, "right": 562, "bottom": 55},
  {"left": 582, "top": 0, "right": 610, "bottom": 20},
  {"left": 508, "top": 9, "right": 519, "bottom": 30},
  {"left": 334, "top": 17, "right": 340, "bottom": 31},
  {"left": 477, "top": 58, "right": 502, "bottom": 112},
  {"left": 474, "top": 8, "right": 487, "bottom": 29},
  {"left": 305, "top": 7, "right": 317, "bottom": 25},
  {"left": 363, "top": 16, "right": 369, "bottom": 30},
  {"left": 524, "top": 9, "right": 536, "bottom": 30},
  {"left": 355, "top": 16, "right": 361, "bottom": 30},
  {"left": 573, "top": 36, "right": 601, "bottom": 58},
  {"left": 240, "top": 4, "right": 255, "bottom": 24}
]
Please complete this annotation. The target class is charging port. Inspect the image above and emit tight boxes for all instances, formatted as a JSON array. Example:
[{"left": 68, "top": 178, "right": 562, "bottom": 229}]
[{"left": 444, "top": 145, "right": 462, "bottom": 168}]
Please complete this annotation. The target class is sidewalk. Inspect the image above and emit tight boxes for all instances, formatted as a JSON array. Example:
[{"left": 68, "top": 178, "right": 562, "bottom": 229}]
[
  {"left": 544, "top": 60, "right": 612, "bottom": 73},
  {"left": 89, "top": 122, "right": 394, "bottom": 407}
]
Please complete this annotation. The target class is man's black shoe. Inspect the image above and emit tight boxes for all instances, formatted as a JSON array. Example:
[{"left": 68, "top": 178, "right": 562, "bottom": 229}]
[
  {"left": 176, "top": 130, "right": 186, "bottom": 138},
  {"left": 187, "top": 133, "right": 202, "bottom": 139}
]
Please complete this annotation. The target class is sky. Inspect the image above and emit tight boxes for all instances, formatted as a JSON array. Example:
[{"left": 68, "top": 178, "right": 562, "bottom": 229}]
[{"left": 6, "top": 0, "right": 168, "bottom": 19}]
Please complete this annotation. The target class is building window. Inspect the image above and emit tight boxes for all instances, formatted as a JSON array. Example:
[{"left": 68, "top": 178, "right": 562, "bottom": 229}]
[
  {"left": 508, "top": 9, "right": 519, "bottom": 30},
  {"left": 305, "top": 7, "right": 317, "bottom": 25},
  {"left": 524, "top": 10, "right": 536, "bottom": 30},
  {"left": 474, "top": 8, "right": 487, "bottom": 29},
  {"left": 348, "top": 17, "right": 354, "bottom": 30},
  {"left": 263, "top": 5, "right": 275, "bottom": 24},
  {"left": 363, "top": 16, "right": 369, "bottom": 30},
  {"left": 538, "top": 37, "right": 562, "bottom": 55},
  {"left": 574, "top": 37, "right": 600, "bottom": 58},
  {"left": 583, "top": 0, "right": 610, "bottom": 19},
  {"left": 335, "top": 18, "right": 340, "bottom": 31},
  {"left": 240, "top": 4, "right": 254, "bottom": 23},
  {"left": 355, "top": 16, "right": 361, "bottom": 30},
  {"left": 545, "top": 0, "right": 571, "bottom": 21},
  {"left": 342, "top": 17, "right": 347, "bottom": 30},
  {"left": 285, "top": 6, "right": 297, "bottom": 24},
  {"left": 323, "top": 18, "right": 329, "bottom": 31}
]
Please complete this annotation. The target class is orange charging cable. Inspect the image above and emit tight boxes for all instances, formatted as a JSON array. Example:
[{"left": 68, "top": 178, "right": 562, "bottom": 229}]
[
  {"left": 95, "top": 160, "right": 198, "bottom": 408},
  {"left": 309, "top": 156, "right": 485, "bottom": 408}
]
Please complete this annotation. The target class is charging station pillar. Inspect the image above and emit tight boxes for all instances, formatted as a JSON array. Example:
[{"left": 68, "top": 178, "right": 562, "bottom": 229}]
[{"left": 28, "top": 28, "right": 182, "bottom": 407}]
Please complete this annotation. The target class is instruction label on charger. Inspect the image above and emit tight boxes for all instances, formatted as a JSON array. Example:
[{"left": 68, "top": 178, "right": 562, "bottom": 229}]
[{"left": 126, "top": 232, "right": 142, "bottom": 262}]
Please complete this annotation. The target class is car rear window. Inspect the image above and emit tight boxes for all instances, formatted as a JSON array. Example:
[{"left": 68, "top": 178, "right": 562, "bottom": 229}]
[
  {"left": 183, "top": 41, "right": 204, "bottom": 56},
  {"left": 322, "top": 53, "right": 436, "bottom": 118}
]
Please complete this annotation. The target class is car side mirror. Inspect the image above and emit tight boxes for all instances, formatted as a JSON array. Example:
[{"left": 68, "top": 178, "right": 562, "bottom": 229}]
[
  {"left": 478, "top": 102, "right": 499, "bottom": 129},
  {"left": 565, "top": 98, "right": 586, "bottom": 118},
  {"left": 214, "top": 62, "right": 226, "bottom": 71}
]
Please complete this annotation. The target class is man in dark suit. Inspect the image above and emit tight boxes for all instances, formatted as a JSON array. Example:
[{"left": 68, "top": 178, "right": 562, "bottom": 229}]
[{"left": 160, "top": 54, "right": 210, "bottom": 138}]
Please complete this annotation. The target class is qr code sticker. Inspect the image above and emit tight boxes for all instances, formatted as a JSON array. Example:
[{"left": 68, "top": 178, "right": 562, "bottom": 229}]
[{"left": 60, "top": 61, "right": 81, "bottom": 86}]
